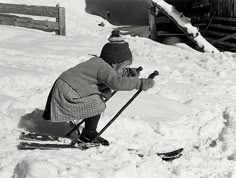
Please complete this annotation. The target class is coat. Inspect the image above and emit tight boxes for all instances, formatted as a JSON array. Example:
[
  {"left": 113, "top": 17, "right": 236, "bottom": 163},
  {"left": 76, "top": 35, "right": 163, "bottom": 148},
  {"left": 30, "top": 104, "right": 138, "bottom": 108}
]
[{"left": 42, "top": 57, "right": 140, "bottom": 122}]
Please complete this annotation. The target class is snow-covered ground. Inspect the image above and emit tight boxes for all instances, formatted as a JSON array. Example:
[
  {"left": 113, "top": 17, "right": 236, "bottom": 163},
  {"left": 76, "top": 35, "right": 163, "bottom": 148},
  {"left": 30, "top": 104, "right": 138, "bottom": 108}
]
[{"left": 0, "top": 0, "right": 236, "bottom": 177}]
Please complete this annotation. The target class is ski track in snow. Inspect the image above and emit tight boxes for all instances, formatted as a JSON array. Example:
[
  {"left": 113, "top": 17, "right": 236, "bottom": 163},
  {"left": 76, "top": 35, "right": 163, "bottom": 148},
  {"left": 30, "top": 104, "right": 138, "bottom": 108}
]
[{"left": 0, "top": 0, "right": 236, "bottom": 178}]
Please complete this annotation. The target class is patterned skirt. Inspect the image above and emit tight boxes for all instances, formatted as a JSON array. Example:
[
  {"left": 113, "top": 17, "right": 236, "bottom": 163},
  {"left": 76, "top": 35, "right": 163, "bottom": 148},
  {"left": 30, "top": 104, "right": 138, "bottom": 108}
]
[{"left": 44, "top": 78, "right": 106, "bottom": 122}]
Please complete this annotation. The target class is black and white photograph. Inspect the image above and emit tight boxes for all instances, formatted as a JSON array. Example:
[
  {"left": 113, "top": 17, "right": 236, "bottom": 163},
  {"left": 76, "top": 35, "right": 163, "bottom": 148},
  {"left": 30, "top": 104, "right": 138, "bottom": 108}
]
[{"left": 0, "top": 0, "right": 235, "bottom": 177}]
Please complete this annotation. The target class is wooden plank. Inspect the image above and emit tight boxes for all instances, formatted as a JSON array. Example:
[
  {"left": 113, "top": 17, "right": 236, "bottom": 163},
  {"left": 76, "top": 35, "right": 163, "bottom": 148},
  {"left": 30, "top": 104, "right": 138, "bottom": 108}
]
[
  {"left": 215, "top": 41, "right": 236, "bottom": 48},
  {"left": 218, "top": 0, "right": 222, "bottom": 16},
  {"left": 231, "top": 0, "right": 234, "bottom": 17},
  {"left": 227, "top": 0, "right": 232, "bottom": 17},
  {"left": 210, "top": 24, "right": 236, "bottom": 31},
  {"left": 217, "top": 0, "right": 221, "bottom": 16},
  {"left": 212, "top": 33, "right": 236, "bottom": 42},
  {"left": 227, "top": 0, "right": 230, "bottom": 16},
  {"left": 210, "top": 0, "right": 215, "bottom": 15},
  {"left": 226, "top": 0, "right": 230, "bottom": 16},
  {"left": 227, "top": 0, "right": 231, "bottom": 16},
  {"left": 234, "top": 0, "right": 236, "bottom": 16},
  {"left": 222, "top": 0, "right": 225, "bottom": 16},
  {"left": 0, "top": 3, "right": 58, "bottom": 18},
  {"left": 214, "top": 43, "right": 236, "bottom": 52},
  {"left": 205, "top": 30, "right": 230, "bottom": 37},
  {"left": 214, "top": 0, "right": 218, "bottom": 16},
  {"left": 148, "top": 5, "right": 157, "bottom": 41},
  {"left": 228, "top": 0, "right": 232, "bottom": 16},
  {"left": 203, "top": 11, "right": 216, "bottom": 35},
  {"left": 192, "top": 17, "right": 210, "bottom": 24},
  {"left": 193, "top": 23, "right": 207, "bottom": 28},
  {"left": 219, "top": 0, "right": 223, "bottom": 16},
  {"left": 0, "top": 14, "right": 59, "bottom": 32},
  {"left": 212, "top": 0, "right": 217, "bottom": 16},
  {"left": 214, "top": 16, "right": 236, "bottom": 22},
  {"left": 192, "top": 0, "right": 210, "bottom": 8},
  {"left": 214, "top": 0, "right": 217, "bottom": 15},
  {"left": 215, "top": 0, "right": 219, "bottom": 15},
  {"left": 222, "top": 0, "right": 226, "bottom": 16}
]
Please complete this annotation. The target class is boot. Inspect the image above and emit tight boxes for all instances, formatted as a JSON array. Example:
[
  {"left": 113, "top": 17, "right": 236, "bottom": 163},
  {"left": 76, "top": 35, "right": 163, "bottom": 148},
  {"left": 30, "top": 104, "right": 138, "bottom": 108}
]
[{"left": 78, "top": 130, "right": 109, "bottom": 146}]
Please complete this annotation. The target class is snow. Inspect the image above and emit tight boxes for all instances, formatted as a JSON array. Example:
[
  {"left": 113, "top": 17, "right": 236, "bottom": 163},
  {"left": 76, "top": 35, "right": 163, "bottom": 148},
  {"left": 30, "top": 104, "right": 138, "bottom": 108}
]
[{"left": 0, "top": 0, "right": 236, "bottom": 178}]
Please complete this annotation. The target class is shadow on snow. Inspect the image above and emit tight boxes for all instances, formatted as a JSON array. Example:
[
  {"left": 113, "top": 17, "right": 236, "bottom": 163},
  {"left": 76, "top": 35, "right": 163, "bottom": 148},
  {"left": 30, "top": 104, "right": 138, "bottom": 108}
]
[{"left": 17, "top": 109, "right": 76, "bottom": 137}]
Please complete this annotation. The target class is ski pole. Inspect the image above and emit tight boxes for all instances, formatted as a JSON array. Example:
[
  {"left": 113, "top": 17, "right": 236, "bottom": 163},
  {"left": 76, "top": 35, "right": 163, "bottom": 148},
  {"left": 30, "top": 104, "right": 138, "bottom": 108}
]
[
  {"left": 64, "top": 66, "right": 143, "bottom": 137},
  {"left": 91, "top": 70, "right": 159, "bottom": 142}
]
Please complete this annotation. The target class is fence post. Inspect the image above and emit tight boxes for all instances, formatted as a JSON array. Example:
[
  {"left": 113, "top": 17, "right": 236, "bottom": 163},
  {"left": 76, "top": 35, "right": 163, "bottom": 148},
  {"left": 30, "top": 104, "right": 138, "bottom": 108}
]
[
  {"left": 148, "top": 4, "right": 157, "bottom": 41},
  {"left": 56, "top": 4, "right": 66, "bottom": 35}
]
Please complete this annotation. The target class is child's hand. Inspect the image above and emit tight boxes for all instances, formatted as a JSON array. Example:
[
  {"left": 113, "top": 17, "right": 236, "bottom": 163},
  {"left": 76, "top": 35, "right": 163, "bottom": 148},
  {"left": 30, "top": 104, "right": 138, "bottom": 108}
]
[
  {"left": 129, "top": 68, "right": 141, "bottom": 77},
  {"left": 101, "top": 88, "right": 112, "bottom": 100},
  {"left": 123, "top": 67, "right": 141, "bottom": 77},
  {"left": 140, "top": 78, "right": 155, "bottom": 91}
]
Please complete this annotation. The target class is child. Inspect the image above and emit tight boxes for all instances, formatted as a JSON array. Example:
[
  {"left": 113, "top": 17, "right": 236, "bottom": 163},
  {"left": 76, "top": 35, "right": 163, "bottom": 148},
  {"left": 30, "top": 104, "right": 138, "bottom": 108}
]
[{"left": 42, "top": 31, "right": 154, "bottom": 146}]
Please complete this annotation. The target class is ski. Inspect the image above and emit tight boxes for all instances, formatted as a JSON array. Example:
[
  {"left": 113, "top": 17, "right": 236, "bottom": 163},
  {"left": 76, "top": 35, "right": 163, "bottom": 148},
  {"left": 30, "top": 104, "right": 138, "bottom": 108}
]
[
  {"left": 19, "top": 132, "right": 183, "bottom": 157},
  {"left": 157, "top": 148, "right": 183, "bottom": 157},
  {"left": 19, "top": 132, "right": 61, "bottom": 142},
  {"left": 160, "top": 153, "right": 182, "bottom": 161},
  {"left": 17, "top": 141, "right": 183, "bottom": 161},
  {"left": 150, "top": 148, "right": 183, "bottom": 161},
  {"left": 17, "top": 142, "right": 100, "bottom": 150},
  {"left": 128, "top": 148, "right": 183, "bottom": 161}
]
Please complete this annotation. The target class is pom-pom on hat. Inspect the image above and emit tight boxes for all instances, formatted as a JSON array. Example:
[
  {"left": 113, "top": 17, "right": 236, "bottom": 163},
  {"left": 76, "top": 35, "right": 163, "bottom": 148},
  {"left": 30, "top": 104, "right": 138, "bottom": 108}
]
[
  {"left": 100, "top": 42, "right": 132, "bottom": 65},
  {"left": 108, "top": 29, "right": 125, "bottom": 42}
]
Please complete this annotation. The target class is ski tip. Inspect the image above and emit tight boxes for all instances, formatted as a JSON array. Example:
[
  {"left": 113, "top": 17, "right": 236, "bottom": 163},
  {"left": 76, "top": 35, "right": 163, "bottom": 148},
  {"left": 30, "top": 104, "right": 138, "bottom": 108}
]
[
  {"left": 162, "top": 154, "right": 182, "bottom": 161},
  {"left": 177, "top": 148, "right": 184, "bottom": 152},
  {"left": 157, "top": 148, "right": 184, "bottom": 157}
]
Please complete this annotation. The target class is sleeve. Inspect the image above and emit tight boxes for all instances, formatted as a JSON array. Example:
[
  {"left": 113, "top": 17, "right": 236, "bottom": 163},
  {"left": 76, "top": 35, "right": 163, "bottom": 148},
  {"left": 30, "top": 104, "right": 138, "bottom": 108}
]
[
  {"left": 122, "top": 67, "right": 140, "bottom": 77},
  {"left": 97, "top": 65, "right": 141, "bottom": 91}
]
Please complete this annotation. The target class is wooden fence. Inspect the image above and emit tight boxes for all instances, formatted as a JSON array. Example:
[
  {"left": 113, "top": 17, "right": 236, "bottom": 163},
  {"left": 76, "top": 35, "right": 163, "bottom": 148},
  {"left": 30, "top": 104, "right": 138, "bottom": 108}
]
[{"left": 0, "top": 3, "right": 65, "bottom": 35}]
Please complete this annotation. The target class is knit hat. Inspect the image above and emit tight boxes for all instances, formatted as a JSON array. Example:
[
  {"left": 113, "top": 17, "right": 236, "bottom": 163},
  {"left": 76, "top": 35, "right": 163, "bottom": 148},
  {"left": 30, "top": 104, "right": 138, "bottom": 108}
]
[{"left": 100, "top": 42, "right": 132, "bottom": 65}]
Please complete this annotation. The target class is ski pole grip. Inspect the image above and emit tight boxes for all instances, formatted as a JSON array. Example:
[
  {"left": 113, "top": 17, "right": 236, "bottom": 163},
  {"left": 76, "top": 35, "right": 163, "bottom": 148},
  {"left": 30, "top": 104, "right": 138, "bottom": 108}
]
[
  {"left": 148, "top": 70, "right": 159, "bottom": 79},
  {"left": 136, "top": 66, "right": 143, "bottom": 73}
]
